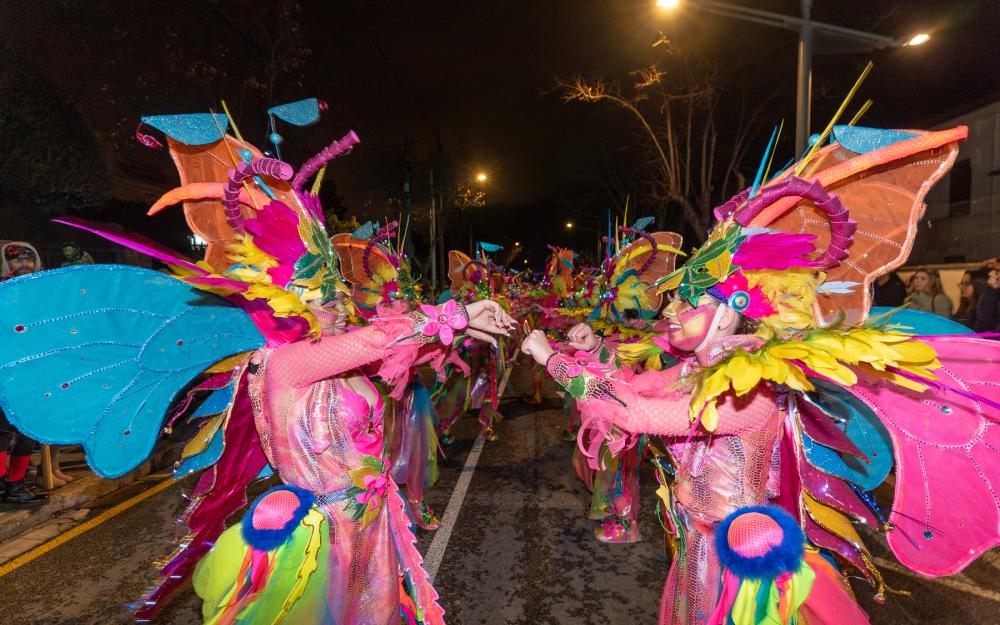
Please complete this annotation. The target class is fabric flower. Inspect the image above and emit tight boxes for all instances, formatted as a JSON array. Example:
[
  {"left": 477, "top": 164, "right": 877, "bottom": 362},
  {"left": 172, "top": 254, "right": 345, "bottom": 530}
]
[
  {"left": 565, "top": 350, "right": 606, "bottom": 378},
  {"left": 356, "top": 472, "right": 389, "bottom": 505},
  {"left": 342, "top": 385, "right": 383, "bottom": 456},
  {"left": 419, "top": 300, "right": 468, "bottom": 345}
]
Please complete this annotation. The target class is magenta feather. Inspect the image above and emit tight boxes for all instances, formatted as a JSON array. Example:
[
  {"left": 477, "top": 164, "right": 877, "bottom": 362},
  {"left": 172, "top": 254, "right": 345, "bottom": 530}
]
[
  {"left": 54, "top": 217, "right": 208, "bottom": 275},
  {"left": 734, "top": 232, "right": 822, "bottom": 270}
]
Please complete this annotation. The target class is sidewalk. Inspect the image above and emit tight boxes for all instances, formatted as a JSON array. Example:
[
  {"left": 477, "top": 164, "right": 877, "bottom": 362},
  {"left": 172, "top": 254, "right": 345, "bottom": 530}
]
[{"left": 0, "top": 443, "right": 181, "bottom": 563}]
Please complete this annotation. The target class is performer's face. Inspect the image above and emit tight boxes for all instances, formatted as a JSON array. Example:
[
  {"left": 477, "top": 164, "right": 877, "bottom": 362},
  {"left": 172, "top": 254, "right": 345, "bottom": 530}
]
[
  {"left": 662, "top": 294, "right": 718, "bottom": 352},
  {"left": 311, "top": 298, "right": 349, "bottom": 336}
]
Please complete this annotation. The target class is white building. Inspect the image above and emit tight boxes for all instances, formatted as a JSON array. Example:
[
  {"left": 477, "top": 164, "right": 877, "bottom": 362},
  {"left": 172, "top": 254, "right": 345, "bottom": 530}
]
[{"left": 910, "top": 100, "right": 1000, "bottom": 264}]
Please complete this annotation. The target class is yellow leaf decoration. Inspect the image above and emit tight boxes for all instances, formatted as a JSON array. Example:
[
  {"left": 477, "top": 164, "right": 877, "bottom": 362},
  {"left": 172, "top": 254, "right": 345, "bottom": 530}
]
[
  {"left": 704, "top": 250, "right": 733, "bottom": 281},
  {"left": 688, "top": 326, "right": 941, "bottom": 432}
]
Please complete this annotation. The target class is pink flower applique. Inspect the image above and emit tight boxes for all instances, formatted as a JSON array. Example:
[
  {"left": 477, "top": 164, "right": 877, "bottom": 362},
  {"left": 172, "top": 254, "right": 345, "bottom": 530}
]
[
  {"left": 419, "top": 300, "right": 468, "bottom": 345},
  {"left": 356, "top": 472, "right": 389, "bottom": 505},
  {"left": 565, "top": 350, "right": 606, "bottom": 378}
]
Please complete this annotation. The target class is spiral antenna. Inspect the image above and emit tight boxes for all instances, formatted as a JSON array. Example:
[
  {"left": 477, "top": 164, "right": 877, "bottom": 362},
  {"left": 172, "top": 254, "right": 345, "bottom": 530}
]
[
  {"left": 292, "top": 130, "right": 361, "bottom": 191},
  {"left": 223, "top": 157, "right": 294, "bottom": 234},
  {"left": 732, "top": 176, "right": 856, "bottom": 269}
]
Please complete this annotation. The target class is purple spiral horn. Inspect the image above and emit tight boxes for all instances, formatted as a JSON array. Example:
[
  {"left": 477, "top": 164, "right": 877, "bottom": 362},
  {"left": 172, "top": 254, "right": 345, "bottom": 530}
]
[
  {"left": 292, "top": 130, "right": 361, "bottom": 191},
  {"left": 732, "top": 176, "right": 857, "bottom": 269},
  {"left": 223, "top": 157, "right": 294, "bottom": 234}
]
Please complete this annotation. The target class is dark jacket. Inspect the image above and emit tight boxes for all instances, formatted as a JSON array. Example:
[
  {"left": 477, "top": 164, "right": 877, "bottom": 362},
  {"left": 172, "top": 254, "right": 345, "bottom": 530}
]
[{"left": 975, "top": 287, "right": 1000, "bottom": 333}]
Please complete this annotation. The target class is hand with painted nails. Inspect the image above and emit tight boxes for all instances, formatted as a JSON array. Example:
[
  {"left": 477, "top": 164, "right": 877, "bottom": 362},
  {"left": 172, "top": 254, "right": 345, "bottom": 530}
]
[{"left": 465, "top": 299, "right": 516, "bottom": 346}]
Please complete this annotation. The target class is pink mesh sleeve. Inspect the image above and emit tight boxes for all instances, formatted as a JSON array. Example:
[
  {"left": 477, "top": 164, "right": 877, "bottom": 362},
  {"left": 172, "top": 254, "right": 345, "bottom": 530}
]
[
  {"left": 547, "top": 353, "right": 777, "bottom": 437},
  {"left": 269, "top": 303, "right": 469, "bottom": 393}
]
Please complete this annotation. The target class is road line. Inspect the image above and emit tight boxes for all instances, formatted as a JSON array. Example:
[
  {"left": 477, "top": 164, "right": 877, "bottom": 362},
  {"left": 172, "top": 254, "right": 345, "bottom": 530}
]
[
  {"left": 0, "top": 477, "right": 177, "bottom": 578},
  {"left": 872, "top": 556, "right": 1000, "bottom": 603},
  {"left": 423, "top": 433, "right": 486, "bottom": 583}
]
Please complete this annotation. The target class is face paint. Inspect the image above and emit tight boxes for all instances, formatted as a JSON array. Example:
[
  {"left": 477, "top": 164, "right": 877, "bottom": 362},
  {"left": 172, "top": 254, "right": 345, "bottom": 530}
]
[{"left": 663, "top": 296, "right": 719, "bottom": 352}]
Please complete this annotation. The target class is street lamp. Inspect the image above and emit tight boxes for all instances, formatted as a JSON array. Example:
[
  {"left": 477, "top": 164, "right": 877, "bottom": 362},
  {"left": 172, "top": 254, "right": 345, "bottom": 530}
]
[
  {"left": 476, "top": 172, "right": 488, "bottom": 183},
  {"left": 565, "top": 221, "right": 574, "bottom": 229},
  {"left": 658, "top": 0, "right": 932, "bottom": 154}
]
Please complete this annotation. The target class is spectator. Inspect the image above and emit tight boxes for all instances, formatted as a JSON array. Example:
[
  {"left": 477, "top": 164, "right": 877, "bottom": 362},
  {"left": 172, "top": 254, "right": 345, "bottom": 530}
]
[
  {"left": 976, "top": 269, "right": 1000, "bottom": 333},
  {"left": 907, "top": 269, "right": 953, "bottom": 317},
  {"left": 0, "top": 242, "right": 47, "bottom": 505},
  {"left": 954, "top": 269, "right": 989, "bottom": 329},
  {"left": 873, "top": 271, "right": 907, "bottom": 307}
]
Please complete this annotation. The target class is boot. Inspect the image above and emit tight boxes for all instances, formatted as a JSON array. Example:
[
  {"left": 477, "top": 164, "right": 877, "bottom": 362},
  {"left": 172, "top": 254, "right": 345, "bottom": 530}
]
[
  {"left": 408, "top": 498, "right": 442, "bottom": 531},
  {"left": 2, "top": 478, "right": 47, "bottom": 506}
]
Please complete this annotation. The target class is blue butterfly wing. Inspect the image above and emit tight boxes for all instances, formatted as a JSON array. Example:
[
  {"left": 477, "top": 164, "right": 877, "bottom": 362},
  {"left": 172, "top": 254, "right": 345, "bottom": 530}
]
[
  {"left": 870, "top": 306, "right": 973, "bottom": 335},
  {"left": 0, "top": 265, "right": 264, "bottom": 478},
  {"left": 801, "top": 379, "right": 894, "bottom": 491}
]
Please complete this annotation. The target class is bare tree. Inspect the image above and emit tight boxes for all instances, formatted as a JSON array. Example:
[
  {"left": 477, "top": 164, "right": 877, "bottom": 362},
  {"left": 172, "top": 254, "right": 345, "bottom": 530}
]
[{"left": 555, "top": 54, "right": 769, "bottom": 241}]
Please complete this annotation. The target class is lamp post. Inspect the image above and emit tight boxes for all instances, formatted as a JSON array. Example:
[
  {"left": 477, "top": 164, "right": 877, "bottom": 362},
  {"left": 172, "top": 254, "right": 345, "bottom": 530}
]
[{"left": 658, "top": 0, "right": 931, "bottom": 154}]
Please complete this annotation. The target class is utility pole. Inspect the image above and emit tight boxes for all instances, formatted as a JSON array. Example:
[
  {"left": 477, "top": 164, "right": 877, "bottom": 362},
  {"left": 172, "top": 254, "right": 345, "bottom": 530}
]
[
  {"left": 429, "top": 163, "right": 437, "bottom": 292},
  {"left": 402, "top": 134, "right": 414, "bottom": 258}
]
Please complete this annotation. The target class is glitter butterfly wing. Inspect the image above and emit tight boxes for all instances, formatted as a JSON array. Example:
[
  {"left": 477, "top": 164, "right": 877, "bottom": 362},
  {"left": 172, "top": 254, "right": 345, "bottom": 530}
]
[{"left": 0, "top": 265, "right": 264, "bottom": 477}]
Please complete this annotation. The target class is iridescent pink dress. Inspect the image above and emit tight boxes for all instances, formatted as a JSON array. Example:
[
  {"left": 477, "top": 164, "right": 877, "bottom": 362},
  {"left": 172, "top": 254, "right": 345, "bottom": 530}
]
[
  {"left": 245, "top": 308, "right": 460, "bottom": 624},
  {"left": 547, "top": 336, "right": 784, "bottom": 625}
]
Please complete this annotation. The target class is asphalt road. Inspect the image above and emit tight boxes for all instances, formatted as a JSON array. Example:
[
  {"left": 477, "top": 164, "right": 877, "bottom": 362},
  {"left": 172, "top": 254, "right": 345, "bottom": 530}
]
[{"left": 2, "top": 372, "right": 999, "bottom": 624}]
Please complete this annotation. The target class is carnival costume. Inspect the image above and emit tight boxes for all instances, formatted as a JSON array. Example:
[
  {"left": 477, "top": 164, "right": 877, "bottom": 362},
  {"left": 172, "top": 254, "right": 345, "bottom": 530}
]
[
  {"left": 333, "top": 220, "right": 444, "bottom": 530},
  {"left": 553, "top": 226, "right": 683, "bottom": 543},
  {"left": 435, "top": 248, "right": 509, "bottom": 442},
  {"left": 0, "top": 105, "right": 511, "bottom": 624},
  {"left": 531, "top": 125, "right": 1000, "bottom": 625}
]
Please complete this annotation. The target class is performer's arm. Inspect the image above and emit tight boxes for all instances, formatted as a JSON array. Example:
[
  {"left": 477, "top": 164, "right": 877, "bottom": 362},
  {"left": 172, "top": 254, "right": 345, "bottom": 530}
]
[
  {"left": 269, "top": 302, "right": 468, "bottom": 388},
  {"left": 545, "top": 352, "right": 776, "bottom": 437}
]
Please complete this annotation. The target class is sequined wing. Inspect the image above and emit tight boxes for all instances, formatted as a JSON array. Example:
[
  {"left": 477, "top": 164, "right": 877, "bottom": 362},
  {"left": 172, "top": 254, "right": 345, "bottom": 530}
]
[
  {"left": 0, "top": 265, "right": 264, "bottom": 477},
  {"left": 746, "top": 127, "right": 966, "bottom": 325},
  {"left": 847, "top": 336, "right": 1000, "bottom": 576},
  {"left": 332, "top": 233, "right": 399, "bottom": 317}
]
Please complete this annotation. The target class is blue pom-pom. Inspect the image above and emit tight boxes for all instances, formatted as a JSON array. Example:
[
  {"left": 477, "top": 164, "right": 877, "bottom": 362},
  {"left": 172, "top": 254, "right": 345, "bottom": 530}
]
[
  {"left": 241, "top": 484, "right": 316, "bottom": 551},
  {"left": 715, "top": 505, "right": 804, "bottom": 579}
]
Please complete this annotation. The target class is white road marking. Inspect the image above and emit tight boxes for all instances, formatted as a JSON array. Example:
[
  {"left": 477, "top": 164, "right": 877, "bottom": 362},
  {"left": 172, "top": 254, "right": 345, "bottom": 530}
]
[
  {"left": 872, "top": 556, "right": 1000, "bottom": 603},
  {"left": 423, "top": 433, "right": 486, "bottom": 583}
]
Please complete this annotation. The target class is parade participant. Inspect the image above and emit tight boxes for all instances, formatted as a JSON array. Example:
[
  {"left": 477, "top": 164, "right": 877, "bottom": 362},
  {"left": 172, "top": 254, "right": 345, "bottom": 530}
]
[
  {"left": 436, "top": 247, "right": 510, "bottom": 442},
  {"left": 333, "top": 220, "right": 445, "bottom": 530},
  {"left": 525, "top": 124, "right": 1000, "bottom": 625},
  {"left": 0, "top": 106, "right": 514, "bottom": 624},
  {"left": 539, "top": 224, "right": 683, "bottom": 543},
  {"left": 0, "top": 242, "right": 47, "bottom": 505}
]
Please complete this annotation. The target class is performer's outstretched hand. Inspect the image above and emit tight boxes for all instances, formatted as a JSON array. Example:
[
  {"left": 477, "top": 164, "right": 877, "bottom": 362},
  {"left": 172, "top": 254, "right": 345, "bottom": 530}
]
[
  {"left": 521, "top": 329, "right": 554, "bottom": 366},
  {"left": 566, "top": 322, "right": 600, "bottom": 352},
  {"left": 465, "top": 299, "right": 517, "bottom": 346}
]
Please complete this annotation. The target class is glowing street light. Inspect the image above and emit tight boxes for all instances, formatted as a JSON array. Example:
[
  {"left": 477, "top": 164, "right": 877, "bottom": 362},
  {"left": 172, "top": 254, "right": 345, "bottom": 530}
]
[
  {"left": 661, "top": 1, "right": 939, "bottom": 154},
  {"left": 904, "top": 33, "right": 931, "bottom": 47},
  {"left": 476, "top": 172, "right": 488, "bottom": 183},
  {"left": 565, "top": 221, "right": 574, "bottom": 230},
  {"left": 514, "top": 241, "right": 521, "bottom": 246}
]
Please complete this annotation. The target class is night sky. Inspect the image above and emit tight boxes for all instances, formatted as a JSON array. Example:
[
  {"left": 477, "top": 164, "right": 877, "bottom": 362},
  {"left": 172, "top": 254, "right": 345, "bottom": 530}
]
[{"left": 2, "top": 0, "right": 999, "bottom": 263}]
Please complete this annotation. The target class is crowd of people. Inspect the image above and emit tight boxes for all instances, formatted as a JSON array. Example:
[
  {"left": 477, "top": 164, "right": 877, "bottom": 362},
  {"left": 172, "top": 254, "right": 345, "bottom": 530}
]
[{"left": 873, "top": 258, "right": 1000, "bottom": 332}]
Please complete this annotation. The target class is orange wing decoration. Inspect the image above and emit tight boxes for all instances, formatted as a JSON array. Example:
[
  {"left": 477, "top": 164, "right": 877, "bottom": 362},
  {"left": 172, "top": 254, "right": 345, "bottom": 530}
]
[
  {"left": 448, "top": 250, "right": 473, "bottom": 295},
  {"left": 332, "top": 233, "right": 399, "bottom": 317},
  {"left": 618, "top": 231, "right": 684, "bottom": 311},
  {"left": 746, "top": 127, "right": 966, "bottom": 325},
  {"left": 156, "top": 136, "right": 304, "bottom": 272}
]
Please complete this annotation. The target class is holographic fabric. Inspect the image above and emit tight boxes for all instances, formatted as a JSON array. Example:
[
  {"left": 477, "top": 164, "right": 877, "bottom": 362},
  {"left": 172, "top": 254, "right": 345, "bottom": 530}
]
[
  {"left": 197, "top": 310, "right": 449, "bottom": 625},
  {"left": 548, "top": 341, "right": 781, "bottom": 625}
]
